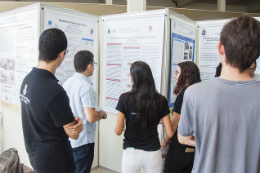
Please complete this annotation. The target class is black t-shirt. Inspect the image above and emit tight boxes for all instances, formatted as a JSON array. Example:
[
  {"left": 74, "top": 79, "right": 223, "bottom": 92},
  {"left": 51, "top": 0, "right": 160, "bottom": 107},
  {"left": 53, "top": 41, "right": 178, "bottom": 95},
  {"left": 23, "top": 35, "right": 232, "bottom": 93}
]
[
  {"left": 116, "top": 93, "right": 170, "bottom": 151},
  {"left": 170, "top": 89, "right": 194, "bottom": 148},
  {"left": 20, "top": 68, "right": 75, "bottom": 171}
]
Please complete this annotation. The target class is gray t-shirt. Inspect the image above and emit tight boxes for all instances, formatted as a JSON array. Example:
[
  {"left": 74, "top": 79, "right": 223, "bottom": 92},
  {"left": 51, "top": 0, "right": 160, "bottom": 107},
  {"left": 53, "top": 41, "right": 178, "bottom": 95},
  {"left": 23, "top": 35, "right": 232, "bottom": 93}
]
[{"left": 178, "top": 78, "right": 260, "bottom": 173}]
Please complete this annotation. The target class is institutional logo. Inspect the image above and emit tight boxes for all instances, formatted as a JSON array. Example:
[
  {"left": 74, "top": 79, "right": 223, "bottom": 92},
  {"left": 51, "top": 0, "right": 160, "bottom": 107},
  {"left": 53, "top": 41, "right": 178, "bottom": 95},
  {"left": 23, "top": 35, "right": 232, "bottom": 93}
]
[
  {"left": 91, "top": 28, "right": 94, "bottom": 34},
  {"left": 202, "top": 29, "right": 206, "bottom": 36},
  {"left": 149, "top": 26, "right": 153, "bottom": 30},
  {"left": 48, "top": 20, "right": 52, "bottom": 26},
  {"left": 23, "top": 84, "right": 27, "bottom": 95},
  {"left": 108, "top": 29, "right": 110, "bottom": 34}
]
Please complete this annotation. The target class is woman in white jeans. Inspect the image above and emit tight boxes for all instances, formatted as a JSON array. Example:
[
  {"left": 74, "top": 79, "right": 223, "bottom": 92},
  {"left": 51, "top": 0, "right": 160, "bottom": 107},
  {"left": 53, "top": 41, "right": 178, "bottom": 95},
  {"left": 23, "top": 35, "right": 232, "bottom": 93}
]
[{"left": 115, "top": 61, "right": 174, "bottom": 173}]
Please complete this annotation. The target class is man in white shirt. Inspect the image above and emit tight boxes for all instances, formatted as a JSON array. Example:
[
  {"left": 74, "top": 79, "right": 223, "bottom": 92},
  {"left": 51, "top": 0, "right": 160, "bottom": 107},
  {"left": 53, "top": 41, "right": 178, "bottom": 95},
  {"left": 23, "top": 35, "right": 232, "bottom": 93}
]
[{"left": 63, "top": 50, "right": 107, "bottom": 173}]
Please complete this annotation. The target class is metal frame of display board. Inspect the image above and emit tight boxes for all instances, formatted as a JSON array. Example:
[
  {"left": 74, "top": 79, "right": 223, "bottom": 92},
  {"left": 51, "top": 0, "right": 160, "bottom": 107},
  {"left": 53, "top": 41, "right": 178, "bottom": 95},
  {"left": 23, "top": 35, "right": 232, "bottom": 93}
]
[
  {"left": 167, "top": 9, "right": 197, "bottom": 105},
  {"left": 0, "top": 2, "right": 101, "bottom": 168},
  {"left": 100, "top": 9, "right": 168, "bottom": 101},
  {"left": 98, "top": 10, "right": 168, "bottom": 171},
  {"left": 39, "top": 3, "right": 100, "bottom": 169},
  {"left": 39, "top": 3, "right": 99, "bottom": 90}
]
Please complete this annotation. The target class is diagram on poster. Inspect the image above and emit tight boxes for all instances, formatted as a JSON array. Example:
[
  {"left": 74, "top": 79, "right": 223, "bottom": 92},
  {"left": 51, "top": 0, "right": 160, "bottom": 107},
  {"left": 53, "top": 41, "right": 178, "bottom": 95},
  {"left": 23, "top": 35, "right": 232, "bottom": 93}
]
[
  {"left": 0, "top": 9, "right": 38, "bottom": 109},
  {"left": 44, "top": 9, "right": 98, "bottom": 85},
  {"left": 168, "top": 17, "right": 196, "bottom": 107},
  {"left": 102, "top": 15, "right": 165, "bottom": 113},
  {"left": 198, "top": 25, "right": 223, "bottom": 81}
]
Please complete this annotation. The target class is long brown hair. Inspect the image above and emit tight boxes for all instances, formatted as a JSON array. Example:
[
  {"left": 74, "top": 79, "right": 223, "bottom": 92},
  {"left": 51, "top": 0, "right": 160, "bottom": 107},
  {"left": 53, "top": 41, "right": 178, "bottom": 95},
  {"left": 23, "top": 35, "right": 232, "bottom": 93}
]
[
  {"left": 123, "top": 61, "right": 164, "bottom": 128},
  {"left": 174, "top": 61, "right": 201, "bottom": 95}
]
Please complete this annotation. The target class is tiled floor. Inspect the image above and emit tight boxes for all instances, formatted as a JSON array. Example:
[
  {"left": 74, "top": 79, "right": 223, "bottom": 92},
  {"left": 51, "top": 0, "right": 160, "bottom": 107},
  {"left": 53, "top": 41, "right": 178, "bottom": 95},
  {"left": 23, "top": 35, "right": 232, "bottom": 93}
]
[{"left": 91, "top": 168, "right": 115, "bottom": 173}]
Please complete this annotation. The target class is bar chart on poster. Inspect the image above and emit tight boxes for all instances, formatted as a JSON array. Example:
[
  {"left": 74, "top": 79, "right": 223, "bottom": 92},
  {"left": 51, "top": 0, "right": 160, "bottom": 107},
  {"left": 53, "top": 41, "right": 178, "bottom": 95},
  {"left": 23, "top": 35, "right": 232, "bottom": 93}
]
[{"left": 102, "top": 15, "right": 165, "bottom": 113}]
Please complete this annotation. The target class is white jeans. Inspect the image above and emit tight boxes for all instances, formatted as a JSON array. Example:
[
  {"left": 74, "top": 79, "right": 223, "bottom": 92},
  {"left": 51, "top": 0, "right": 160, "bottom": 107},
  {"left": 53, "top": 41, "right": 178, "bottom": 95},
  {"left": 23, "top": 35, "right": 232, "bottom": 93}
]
[{"left": 122, "top": 149, "right": 162, "bottom": 173}]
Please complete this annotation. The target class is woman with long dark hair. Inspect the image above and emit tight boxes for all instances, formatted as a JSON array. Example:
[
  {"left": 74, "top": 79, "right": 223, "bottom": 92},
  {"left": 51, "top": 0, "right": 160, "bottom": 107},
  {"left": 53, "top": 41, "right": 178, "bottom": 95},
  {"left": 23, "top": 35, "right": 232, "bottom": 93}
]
[
  {"left": 162, "top": 61, "right": 201, "bottom": 173},
  {"left": 115, "top": 61, "right": 173, "bottom": 173}
]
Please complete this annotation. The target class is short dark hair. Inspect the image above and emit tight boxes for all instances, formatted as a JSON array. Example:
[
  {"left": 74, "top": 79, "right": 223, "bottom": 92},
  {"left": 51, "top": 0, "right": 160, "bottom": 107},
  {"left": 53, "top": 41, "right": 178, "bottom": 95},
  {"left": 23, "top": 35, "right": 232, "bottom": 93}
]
[
  {"left": 220, "top": 16, "right": 260, "bottom": 72},
  {"left": 74, "top": 50, "right": 94, "bottom": 72},
  {"left": 215, "top": 63, "right": 222, "bottom": 77},
  {"left": 39, "top": 28, "right": 67, "bottom": 63}
]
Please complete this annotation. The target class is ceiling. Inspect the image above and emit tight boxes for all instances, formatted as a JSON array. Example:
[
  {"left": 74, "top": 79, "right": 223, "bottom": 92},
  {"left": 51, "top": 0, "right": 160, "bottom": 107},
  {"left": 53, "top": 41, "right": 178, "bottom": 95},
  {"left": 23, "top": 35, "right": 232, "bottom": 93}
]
[
  {"left": 194, "top": 0, "right": 259, "bottom": 6},
  {"left": 1, "top": 0, "right": 260, "bottom": 13}
]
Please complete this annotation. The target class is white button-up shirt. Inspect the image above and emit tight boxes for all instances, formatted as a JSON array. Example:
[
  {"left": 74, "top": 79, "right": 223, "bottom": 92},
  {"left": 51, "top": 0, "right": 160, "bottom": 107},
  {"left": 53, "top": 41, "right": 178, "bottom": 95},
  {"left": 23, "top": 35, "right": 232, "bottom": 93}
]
[{"left": 63, "top": 73, "right": 100, "bottom": 148}]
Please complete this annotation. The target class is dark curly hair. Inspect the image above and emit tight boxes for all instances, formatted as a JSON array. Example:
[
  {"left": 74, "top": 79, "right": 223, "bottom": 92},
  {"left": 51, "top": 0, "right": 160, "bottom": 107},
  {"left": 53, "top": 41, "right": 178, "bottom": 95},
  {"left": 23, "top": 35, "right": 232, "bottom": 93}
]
[{"left": 174, "top": 61, "right": 201, "bottom": 95}]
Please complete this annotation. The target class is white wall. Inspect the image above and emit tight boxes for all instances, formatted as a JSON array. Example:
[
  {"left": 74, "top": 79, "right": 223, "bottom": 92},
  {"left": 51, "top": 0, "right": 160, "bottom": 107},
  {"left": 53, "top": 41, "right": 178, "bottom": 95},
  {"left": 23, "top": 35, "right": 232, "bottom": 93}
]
[{"left": 1, "top": 108, "right": 31, "bottom": 166}]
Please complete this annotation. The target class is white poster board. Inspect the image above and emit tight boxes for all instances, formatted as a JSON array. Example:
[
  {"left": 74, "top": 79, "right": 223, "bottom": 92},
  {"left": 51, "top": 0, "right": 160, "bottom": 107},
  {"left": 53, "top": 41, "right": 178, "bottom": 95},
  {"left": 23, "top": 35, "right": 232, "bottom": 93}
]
[
  {"left": 43, "top": 8, "right": 98, "bottom": 86},
  {"left": 168, "top": 15, "right": 196, "bottom": 107},
  {"left": 197, "top": 20, "right": 228, "bottom": 81},
  {"left": 254, "top": 17, "right": 260, "bottom": 75},
  {"left": 0, "top": 8, "right": 39, "bottom": 112},
  {"left": 102, "top": 15, "right": 165, "bottom": 113}
]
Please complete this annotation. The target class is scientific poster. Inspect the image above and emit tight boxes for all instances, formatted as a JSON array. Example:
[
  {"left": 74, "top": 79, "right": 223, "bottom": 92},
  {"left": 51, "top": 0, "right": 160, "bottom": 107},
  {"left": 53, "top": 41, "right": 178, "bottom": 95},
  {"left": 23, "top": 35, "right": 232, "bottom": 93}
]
[
  {"left": 102, "top": 15, "right": 165, "bottom": 113},
  {"left": 44, "top": 9, "right": 98, "bottom": 85},
  {"left": 168, "top": 17, "right": 196, "bottom": 107},
  {"left": 254, "top": 18, "right": 260, "bottom": 75},
  {"left": 198, "top": 25, "right": 223, "bottom": 81},
  {"left": 0, "top": 9, "right": 38, "bottom": 111}
]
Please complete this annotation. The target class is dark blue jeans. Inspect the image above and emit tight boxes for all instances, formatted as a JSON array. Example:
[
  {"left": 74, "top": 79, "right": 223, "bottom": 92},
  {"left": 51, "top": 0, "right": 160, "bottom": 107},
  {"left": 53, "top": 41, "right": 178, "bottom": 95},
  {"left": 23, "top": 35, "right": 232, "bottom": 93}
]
[{"left": 72, "top": 143, "right": 95, "bottom": 173}]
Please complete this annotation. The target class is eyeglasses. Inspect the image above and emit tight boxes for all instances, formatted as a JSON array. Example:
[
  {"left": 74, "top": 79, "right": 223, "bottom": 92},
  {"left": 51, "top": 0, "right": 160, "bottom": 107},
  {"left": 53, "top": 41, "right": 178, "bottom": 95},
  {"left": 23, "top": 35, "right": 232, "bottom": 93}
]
[
  {"left": 64, "top": 50, "right": 69, "bottom": 55},
  {"left": 93, "top": 62, "right": 98, "bottom": 66},
  {"left": 249, "top": 68, "right": 255, "bottom": 72},
  {"left": 175, "top": 70, "right": 180, "bottom": 76}
]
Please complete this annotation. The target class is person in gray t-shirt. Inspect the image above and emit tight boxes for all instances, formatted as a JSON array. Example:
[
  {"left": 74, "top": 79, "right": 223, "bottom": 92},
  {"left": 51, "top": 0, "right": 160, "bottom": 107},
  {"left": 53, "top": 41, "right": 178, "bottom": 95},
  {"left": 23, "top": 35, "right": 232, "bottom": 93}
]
[{"left": 178, "top": 16, "right": 260, "bottom": 173}]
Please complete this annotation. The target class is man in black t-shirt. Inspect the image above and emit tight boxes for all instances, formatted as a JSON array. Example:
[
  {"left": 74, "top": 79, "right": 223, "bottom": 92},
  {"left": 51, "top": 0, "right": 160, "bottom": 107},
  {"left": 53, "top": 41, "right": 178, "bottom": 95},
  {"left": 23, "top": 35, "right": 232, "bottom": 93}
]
[{"left": 20, "top": 28, "right": 83, "bottom": 173}]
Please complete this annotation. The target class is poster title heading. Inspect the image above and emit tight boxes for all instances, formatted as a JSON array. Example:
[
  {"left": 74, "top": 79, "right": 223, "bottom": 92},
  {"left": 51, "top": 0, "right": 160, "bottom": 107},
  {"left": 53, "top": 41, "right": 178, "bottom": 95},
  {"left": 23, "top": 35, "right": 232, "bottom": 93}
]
[{"left": 59, "top": 19, "right": 87, "bottom": 27}]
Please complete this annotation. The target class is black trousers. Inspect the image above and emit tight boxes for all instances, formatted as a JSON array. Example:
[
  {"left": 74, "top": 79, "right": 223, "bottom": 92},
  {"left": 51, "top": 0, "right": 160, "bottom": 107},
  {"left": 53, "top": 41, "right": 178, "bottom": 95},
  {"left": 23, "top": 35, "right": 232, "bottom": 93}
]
[
  {"left": 30, "top": 143, "right": 75, "bottom": 173},
  {"left": 72, "top": 143, "right": 95, "bottom": 173},
  {"left": 164, "top": 145, "right": 195, "bottom": 173}
]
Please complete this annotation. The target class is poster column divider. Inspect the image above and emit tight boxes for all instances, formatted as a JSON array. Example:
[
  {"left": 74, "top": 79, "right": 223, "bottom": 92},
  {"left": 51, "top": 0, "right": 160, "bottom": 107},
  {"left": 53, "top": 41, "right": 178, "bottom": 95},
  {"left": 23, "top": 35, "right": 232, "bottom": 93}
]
[
  {"left": 39, "top": 3, "right": 44, "bottom": 67},
  {"left": 39, "top": 3, "right": 44, "bottom": 37},
  {"left": 161, "top": 8, "right": 170, "bottom": 98},
  {"left": 195, "top": 25, "right": 200, "bottom": 65},
  {"left": 161, "top": 8, "right": 171, "bottom": 140},
  {"left": 98, "top": 17, "right": 105, "bottom": 169},
  {"left": 96, "top": 18, "right": 101, "bottom": 169}
]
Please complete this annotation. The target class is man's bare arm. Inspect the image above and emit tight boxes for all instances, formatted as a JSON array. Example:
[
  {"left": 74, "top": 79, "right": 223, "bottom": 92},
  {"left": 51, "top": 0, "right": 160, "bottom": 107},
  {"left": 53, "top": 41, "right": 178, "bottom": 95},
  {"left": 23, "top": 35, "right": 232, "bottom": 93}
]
[
  {"left": 178, "top": 132, "right": 196, "bottom": 147},
  {"left": 84, "top": 107, "right": 107, "bottom": 123},
  {"left": 63, "top": 117, "right": 83, "bottom": 140}
]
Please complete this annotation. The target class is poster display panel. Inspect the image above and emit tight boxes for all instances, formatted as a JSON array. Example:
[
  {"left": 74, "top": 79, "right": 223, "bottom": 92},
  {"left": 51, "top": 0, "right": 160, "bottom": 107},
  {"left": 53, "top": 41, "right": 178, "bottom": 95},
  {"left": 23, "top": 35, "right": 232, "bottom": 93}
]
[
  {"left": 102, "top": 15, "right": 165, "bottom": 113},
  {"left": 168, "top": 17, "right": 196, "bottom": 107},
  {"left": 44, "top": 9, "right": 98, "bottom": 85},
  {"left": 0, "top": 9, "right": 39, "bottom": 112},
  {"left": 254, "top": 18, "right": 260, "bottom": 75},
  {"left": 198, "top": 25, "right": 223, "bottom": 81}
]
